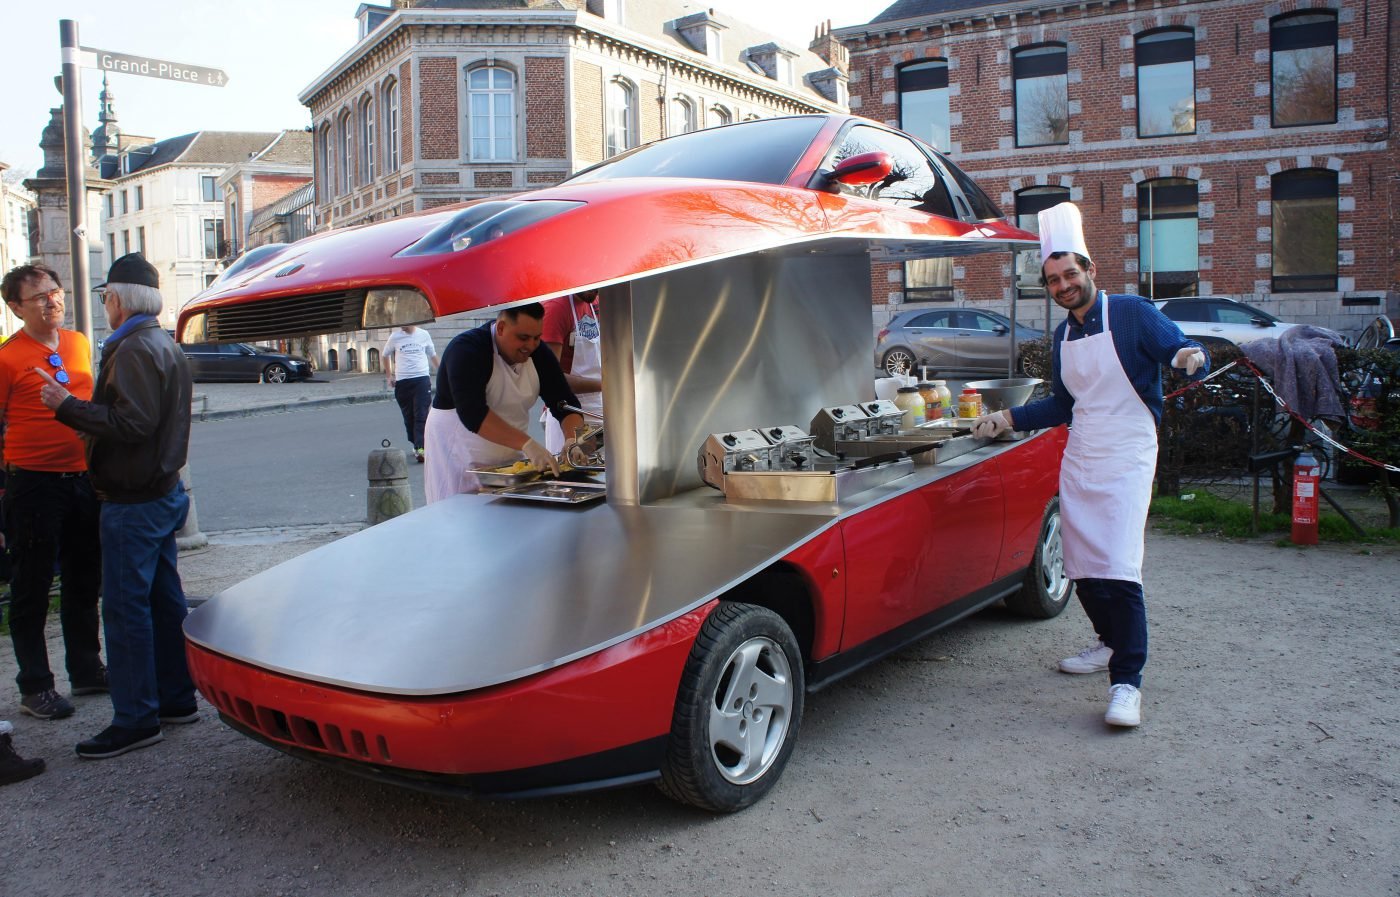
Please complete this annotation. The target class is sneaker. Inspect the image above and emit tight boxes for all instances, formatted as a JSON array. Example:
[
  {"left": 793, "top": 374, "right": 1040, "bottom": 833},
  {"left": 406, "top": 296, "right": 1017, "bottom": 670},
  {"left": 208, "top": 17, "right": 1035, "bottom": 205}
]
[
  {"left": 1105, "top": 683, "right": 1142, "bottom": 727},
  {"left": 20, "top": 689, "right": 75, "bottom": 720},
  {"left": 415, "top": 448, "right": 425, "bottom": 463},
  {"left": 158, "top": 706, "right": 199, "bottom": 725},
  {"left": 0, "top": 732, "right": 45, "bottom": 786},
  {"left": 72, "top": 667, "right": 110, "bottom": 696},
  {"left": 1058, "top": 640, "right": 1112, "bottom": 674},
  {"left": 75, "top": 725, "right": 163, "bottom": 760}
]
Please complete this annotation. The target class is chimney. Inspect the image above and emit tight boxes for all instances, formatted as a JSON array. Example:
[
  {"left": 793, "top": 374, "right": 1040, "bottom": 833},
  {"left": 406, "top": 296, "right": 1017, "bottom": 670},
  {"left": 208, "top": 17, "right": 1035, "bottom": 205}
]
[{"left": 809, "top": 20, "right": 849, "bottom": 73}]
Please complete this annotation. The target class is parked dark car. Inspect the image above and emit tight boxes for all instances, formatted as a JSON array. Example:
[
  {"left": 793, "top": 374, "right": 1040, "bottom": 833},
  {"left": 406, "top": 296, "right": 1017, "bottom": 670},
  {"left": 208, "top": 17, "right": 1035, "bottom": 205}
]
[
  {"left": 875, "top": 307, "right": 1042, "bottom": 377},
  {"left": 1151, "top": 296, "right": 1299, "bottom": 348},
  {"left": 179, "top": 342, "right": 313, "bottom": 383}
]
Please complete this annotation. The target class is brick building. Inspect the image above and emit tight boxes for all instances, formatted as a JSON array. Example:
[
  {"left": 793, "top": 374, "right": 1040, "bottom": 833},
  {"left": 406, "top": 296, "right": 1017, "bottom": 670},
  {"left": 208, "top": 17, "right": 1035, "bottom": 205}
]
[
  {"left": 217, "top": 130, "right": 314, "bottom": 259},
  {"left": 296, "top": 0, "right": 851, "bottom": 368},
  {"left": 839, "top": 0, "right": 1397, "bottom": 338}
]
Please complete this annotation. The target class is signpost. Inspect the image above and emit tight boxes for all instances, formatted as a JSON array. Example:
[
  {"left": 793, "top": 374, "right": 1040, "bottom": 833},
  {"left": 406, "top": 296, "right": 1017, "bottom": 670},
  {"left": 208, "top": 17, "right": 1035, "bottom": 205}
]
[{"left": 57, "top": 19, "right": 226, "bottom": 342}]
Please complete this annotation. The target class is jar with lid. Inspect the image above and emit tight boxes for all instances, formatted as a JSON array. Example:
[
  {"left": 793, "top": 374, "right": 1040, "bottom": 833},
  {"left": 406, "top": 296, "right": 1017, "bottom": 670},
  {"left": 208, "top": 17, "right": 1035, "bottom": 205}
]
[
  {"left": 916, "top": 382, "right": 939, "bottom": 416},
  {"left": 931, "top": 380, "right": 953, "bottom": 418},
  {"left": 957, "top": 387, "right": 982, "bottom": 419},
  {"left": 894, "top": 386, "right": 926, "bottom": 430}
]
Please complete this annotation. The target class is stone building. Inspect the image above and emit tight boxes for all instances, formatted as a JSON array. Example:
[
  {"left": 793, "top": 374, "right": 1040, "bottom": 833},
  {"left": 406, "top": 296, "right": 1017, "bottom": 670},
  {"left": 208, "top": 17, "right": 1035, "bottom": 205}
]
[
  {"left": 839, "top": 0, "right": 1397, "bottom": 338},
  {"left": 0, "top": 164, "right": 37, "bottom": 339},
  {"left": 296, "top": 0, "right": 851, "bottom": 369}
]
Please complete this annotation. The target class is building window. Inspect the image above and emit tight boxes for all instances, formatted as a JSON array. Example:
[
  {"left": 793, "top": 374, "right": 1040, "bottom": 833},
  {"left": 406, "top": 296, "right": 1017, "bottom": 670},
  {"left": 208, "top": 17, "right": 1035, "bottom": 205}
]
[
  {"left": 1013, "top": 44, "right": 1068, "bottom": 147},
  {"left": 339, "top": 110, "right": 353, "bottom": 195},
  {"left": 121, "top": 190, "right": 129, "bottom": 214},
  {"left": 1014, "top": 186, "right": 1070, "bottom": 297},
  {"left": 137, "top": 226, "right": 146, "bottom": 256},
  {"left": 319, "top": 124, "right": 335, "bottom": 200},
  {"left": 205, "top": 273, "right": 218, "bottom": 288},
  {"left": 104, "top": 194, "right": 114, "bottom": 217},
  {"left": 200, "top": 176, "right": 218, "bottom": 203},
  {"left": 606, "top": 78, "right": 638, "bottom": 157},
  {"left": 360, "top": 95, "right": 376, "bottom": 184},
  {"left": 1136, "top": 29, "right": 1195, "bottom": 137},
  {"left": 383, "top": 78, "right": 400, "bottom": 172},
  {"left": 121, "top": 230, "right": 130, "bottom": 254},
  {"left": 710, "top": 105, "right": 732, "bottom": 128},
  {"left": 468, "top": 65, "right": 515, "bottom": 161},
  {"left": 106, "top": 233, "right": 115, "bottom": 260},
  {"left": 1138, "top": 178, "right": 1198, "bottom": 298},
  {"left": 135, "top": 185, "right": 144, "bottom": 210},
  {"left": 202, "top": 219, "right": 225, "bottom": 260},
  {"left": 671, "top": 97, "right": 696, "bottom": 135},
  {"left": 1271, "top": 168, "right": 1337, "bottom": 292},
  {"left": 898, "top": 59, "right": 950, "bottom": 152},
  {"left": 1271, "top": 12, "right": 1337, "bottom": 127}
]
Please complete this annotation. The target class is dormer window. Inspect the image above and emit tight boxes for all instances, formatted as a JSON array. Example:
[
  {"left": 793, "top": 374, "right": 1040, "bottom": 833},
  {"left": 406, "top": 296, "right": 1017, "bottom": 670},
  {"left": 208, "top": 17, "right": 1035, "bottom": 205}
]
[
  {"left": 673, "top": 11, "right": 727, "bottom": 62},
  {"left": 745, "top": 43, "right": 799, "bottom": 85},
  {"left": 355, "top": 4, "right": 391, "bottom": 40}
]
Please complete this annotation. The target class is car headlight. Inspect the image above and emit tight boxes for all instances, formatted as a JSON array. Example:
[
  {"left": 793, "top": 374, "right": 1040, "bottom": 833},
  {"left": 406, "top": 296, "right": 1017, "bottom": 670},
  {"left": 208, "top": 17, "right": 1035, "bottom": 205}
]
[
  {"left": 180, "top": 313, "right": 207, "bottom": 344},
  {"left": 395, "top": 200, "right": 583, "bottom": 257},
  {"left": 362, "top": 288, "right": 434, "bottom": 330}
]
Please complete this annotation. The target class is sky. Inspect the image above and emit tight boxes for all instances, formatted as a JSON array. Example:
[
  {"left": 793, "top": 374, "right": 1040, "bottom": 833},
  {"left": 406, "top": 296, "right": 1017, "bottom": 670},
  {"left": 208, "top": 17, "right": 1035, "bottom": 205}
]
[{"left": 1, "top": 0, "right": 895, "bottom": 178}]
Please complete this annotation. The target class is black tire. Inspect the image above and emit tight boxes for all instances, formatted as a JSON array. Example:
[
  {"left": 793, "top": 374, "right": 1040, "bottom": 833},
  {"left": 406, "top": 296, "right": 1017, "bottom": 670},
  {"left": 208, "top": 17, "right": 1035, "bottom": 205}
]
[
  {"left": 1004, "top": 497, "right": 1073, "bottom": 618},
  {"left": 659, "top": 603, "right": 804, "bottom": 813},
  {"left": 262, "top": 363, "right": 289, "bottom": 384},
  {"left": 881, "top": 347, "right": 918, "bottom": 378}
]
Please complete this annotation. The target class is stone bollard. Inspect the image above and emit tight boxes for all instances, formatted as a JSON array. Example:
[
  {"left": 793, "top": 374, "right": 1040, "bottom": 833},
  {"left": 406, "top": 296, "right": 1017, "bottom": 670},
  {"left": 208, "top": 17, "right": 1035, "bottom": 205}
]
[
  {"left": 176, "top": 462, "right": 210, "bottom": 551},
  {"left": 367, "top": 439, "right": 413, "bottom": 524}
]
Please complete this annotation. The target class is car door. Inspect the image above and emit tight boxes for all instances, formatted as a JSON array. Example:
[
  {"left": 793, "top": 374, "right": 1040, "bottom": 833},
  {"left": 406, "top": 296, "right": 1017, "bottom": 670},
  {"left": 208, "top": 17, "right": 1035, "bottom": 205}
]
[
  {"left": 903, "top": 310, "right": 959, "bottom": 371},
  {"left": 1209, "top": 301, "right": 1278, "bottom": 344},
  {"left": 180, "top": 343, "right": 220, "bottom": 381},
  {"left": 953, "top": 310, "right": 1014, "bottom": 373}
]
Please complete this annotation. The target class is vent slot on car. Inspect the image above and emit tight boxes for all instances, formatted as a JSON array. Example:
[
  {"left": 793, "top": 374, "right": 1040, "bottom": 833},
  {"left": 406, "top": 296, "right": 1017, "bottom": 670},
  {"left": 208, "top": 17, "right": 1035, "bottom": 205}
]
[
  {"left": 206, "top": 290, "right": 367, "bottom": 342},
  {"left": 202, "top": 685, "right": 394, "bottom": 763}
]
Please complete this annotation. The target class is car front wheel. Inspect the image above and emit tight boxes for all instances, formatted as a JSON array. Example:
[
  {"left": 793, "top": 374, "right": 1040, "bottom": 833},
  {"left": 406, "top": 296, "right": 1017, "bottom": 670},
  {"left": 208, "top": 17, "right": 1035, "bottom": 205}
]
[
  {"left": 1005, "top": 497, "right": 1073, "bottom": 618},
  {"left": 881, "top": 347, "right": 917, "bottom": 378},
  {"left": 659, "top": 603, "right": 804, "bottom": 813},
  {"left": 262, "top": 363, "right": 289, "bottom": 384}
]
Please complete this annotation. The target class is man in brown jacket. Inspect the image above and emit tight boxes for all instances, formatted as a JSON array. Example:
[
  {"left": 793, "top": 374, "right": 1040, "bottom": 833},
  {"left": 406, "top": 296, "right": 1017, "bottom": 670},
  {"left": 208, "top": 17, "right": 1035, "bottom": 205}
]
[{"left": 36, "top": 253, "right": 197, "bottom": 759}]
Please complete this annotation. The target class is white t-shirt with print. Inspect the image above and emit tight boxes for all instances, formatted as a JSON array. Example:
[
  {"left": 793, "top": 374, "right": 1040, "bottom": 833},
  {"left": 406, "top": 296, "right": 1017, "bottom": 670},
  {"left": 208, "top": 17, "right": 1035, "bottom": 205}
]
[{"left": 383, "top": 328, "right": 437, "bottom": 380}]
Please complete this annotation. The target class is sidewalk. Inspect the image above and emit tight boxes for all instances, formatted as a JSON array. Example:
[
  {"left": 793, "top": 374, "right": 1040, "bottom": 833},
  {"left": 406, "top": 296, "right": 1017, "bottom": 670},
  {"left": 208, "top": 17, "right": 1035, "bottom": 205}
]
[{"left": 191, "top": 370, "right": 393, "bottom": 421}]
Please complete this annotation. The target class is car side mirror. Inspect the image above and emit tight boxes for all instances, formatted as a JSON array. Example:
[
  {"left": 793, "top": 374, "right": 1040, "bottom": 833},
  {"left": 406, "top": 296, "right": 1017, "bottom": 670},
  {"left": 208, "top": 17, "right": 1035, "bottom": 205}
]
[
  {"left": 993, "top": 324, "right": 1009, "bottom": 334},
  {"left": 815, "top": 151, "right": 895, "bottom": 193},
  {"left": 1251, "top": 317, "right": 1275, "bottom": 328}
]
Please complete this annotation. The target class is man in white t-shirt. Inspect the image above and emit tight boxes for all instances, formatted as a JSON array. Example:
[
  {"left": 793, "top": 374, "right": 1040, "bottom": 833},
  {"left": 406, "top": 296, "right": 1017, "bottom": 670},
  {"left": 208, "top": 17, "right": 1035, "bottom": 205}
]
[{"left": 382, "top": 325, "right": 439, "bottom": 462}]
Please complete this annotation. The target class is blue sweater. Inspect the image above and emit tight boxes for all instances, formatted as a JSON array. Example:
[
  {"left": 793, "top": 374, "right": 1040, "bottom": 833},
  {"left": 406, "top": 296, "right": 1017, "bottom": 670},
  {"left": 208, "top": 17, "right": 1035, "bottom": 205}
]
[{"left": 1009, "top": 293, "right": 1208, "bottom": 430}]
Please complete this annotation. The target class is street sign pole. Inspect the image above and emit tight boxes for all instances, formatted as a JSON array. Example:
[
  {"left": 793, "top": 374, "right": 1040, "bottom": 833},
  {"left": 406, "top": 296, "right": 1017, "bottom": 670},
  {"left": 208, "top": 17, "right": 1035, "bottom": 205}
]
[{"left": 59, "top": 18, "right": 91, "bottom": 342}]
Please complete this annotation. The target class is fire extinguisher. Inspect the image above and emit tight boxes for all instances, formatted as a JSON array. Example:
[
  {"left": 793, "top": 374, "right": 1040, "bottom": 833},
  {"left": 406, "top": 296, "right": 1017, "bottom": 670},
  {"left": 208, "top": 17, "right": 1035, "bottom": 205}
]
[{"left": 1291, "top": 448, "right": 1320, "bottom": 545}]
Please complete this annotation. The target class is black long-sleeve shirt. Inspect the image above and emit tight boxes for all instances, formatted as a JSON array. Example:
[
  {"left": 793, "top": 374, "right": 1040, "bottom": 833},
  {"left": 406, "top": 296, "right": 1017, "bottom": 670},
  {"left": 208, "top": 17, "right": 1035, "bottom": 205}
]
[{"left": 432, "top": 322, "right": 578, "bottom": 432}]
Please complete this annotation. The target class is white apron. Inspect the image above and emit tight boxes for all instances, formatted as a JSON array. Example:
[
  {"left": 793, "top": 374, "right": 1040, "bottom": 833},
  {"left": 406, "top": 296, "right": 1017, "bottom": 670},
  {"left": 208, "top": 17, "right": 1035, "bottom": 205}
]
[
  {"left": 543, "top": 298, "right": 603, "bottom": 453},
  {"left": 1058, "top": 293, "right": 1159, "bottom": 584},
  {"left": 424, "top": 347, "right": 540, "bottom": 502}
]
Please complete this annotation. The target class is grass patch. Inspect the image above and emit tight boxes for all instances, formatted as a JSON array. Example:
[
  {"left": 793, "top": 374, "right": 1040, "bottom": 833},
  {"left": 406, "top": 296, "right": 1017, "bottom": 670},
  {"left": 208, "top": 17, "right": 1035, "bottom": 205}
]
[{"left": 1151, "top": 489, "right": 1400, "bottom": 545}]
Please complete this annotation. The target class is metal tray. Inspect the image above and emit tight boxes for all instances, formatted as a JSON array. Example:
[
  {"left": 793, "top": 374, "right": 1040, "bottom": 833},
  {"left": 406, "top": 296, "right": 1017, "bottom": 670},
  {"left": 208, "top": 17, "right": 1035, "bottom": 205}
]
[
  {"left": 492, "top": 480, "right": 608, "bottom": 505},
  {"left": 470, "top": 466, "right": 542, "bottom": 487}
]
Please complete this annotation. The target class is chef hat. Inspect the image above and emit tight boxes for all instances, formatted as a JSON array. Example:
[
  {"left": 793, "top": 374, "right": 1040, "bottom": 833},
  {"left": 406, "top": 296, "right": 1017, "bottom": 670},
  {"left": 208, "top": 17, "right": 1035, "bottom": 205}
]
[{"left": 1038, "top": 201, "right": 1091, "bottom": 264}]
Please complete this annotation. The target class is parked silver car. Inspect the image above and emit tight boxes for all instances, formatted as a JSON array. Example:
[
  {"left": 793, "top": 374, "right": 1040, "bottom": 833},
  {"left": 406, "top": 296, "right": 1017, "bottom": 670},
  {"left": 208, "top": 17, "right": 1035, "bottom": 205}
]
[
  {"left": 1151, "top": 296, "right": 1299, "bottom": 348},
  {"left": 875, "top": 307, "right": 1043, "bottom": 377}
]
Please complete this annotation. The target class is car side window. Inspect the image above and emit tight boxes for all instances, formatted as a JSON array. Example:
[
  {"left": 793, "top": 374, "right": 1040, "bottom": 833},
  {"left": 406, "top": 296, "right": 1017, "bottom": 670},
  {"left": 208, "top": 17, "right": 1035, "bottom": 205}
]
[
  {"left": 1213, "top": 304, "right": 1258, "bottom": 325},
  {"left": 1161, "top": 300, "right": 1208, "bottom": 322},
  {"left": 966, "top": 312, "right": 1003, "bottom": 331},
  {"left": 829, "top": 126, "right": 957, "bottom": 218},
  {"left": 907, "top": 311, "right": 950, "bottom": 328}
]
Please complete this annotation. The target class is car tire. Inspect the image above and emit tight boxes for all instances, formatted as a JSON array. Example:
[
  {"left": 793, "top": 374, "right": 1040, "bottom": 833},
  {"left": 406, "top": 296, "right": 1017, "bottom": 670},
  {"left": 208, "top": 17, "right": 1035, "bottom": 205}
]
[
  {"left": 262, "top": 363, "right": 289, "bottom": 384},
  {"left": 659, "top": 603, "right": 804, "bottom": 813},
  {"left": 1004, "top": 497, "right": 1073, "bottom": 619},
  {"left": 881, "top": 347, "right": 918, "bottom": 378}
]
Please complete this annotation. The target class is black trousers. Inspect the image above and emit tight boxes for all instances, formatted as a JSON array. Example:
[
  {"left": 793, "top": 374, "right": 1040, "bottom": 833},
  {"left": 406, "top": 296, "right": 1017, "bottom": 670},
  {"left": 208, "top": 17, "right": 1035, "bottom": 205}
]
[
  {"left": 394, "top": 376, "right": 432, "bottom": 451},
  {"left": 4, "top": 469, "right": 104, "bottom": 695},
  {"left": 1074, "top": 577, "right": 1147, "bottom": 689}
]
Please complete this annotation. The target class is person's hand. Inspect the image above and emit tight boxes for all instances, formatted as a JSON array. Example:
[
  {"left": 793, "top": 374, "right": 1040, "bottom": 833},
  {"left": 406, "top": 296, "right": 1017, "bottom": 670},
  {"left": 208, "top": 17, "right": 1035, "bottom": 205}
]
[
  {"left": 1172, "top": 347, "right": 1205, "bottom": 376},
  {"left": 32, "top": 367, "right": 72, "bottom": 410},
  {"left": 972, "top": 410, "right": 1012, "bottom": 439},
  {"left": 521, "top": 438, "right": 560, "bottom": 477},
  {"left": 386, "top": 373, "right": 396, "bottom": 387}
]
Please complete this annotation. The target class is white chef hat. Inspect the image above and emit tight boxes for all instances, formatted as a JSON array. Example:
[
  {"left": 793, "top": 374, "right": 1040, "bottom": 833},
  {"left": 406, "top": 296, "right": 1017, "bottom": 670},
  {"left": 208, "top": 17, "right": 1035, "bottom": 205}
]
[{"left": 1038, "top": 201, "right": 1091, "bottom": 264}]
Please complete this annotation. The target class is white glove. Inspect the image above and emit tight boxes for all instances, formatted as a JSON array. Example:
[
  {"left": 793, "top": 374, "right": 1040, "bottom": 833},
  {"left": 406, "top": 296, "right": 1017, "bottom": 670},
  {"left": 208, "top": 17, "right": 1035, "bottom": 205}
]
[
  {"left": 1172, "top": 347, "right": 1205, "bottom": 376},
  {"left": 972, "top": 410, "right": 1012, "bottom": 439},
  {"left": 521, "top": 438, "right": 560, "bottom": 477}
]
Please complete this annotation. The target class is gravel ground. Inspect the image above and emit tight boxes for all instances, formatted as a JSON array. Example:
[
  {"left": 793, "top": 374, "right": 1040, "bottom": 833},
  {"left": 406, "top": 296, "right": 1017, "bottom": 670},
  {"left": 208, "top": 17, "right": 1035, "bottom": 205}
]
[{"left": 2, "top": 529, "right": 1396, "bottom": 897}]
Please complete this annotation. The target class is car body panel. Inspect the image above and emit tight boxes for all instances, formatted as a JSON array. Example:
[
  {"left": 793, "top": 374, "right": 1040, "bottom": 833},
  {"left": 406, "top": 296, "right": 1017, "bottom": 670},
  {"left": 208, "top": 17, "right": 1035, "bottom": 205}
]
[
  {"left": 1152, "top": 296, "right": 1299, "bottom": 348},
  {"left": 180, "top": 342, "right": 312, "bottom": 383}
]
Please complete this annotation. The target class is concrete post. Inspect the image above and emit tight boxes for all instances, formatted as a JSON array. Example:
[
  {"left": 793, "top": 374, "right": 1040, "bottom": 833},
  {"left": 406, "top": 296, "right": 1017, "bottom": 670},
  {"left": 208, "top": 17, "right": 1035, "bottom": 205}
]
[
  {"left": 176, "top": 462, "right": 209, "bottom": 550},
  {"left": 367, "top": 440, "right": 412, "bottom": 524}
]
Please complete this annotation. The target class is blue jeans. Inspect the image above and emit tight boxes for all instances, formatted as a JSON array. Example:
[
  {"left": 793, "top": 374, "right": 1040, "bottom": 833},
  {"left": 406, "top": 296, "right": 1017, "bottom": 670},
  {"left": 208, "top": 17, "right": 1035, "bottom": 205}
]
[
  {"left": 100, "top": 484, "right": 195, "bottom": 729},
  {"left": 1074, "top": 578, "right": 1148, "bottom": 689}
]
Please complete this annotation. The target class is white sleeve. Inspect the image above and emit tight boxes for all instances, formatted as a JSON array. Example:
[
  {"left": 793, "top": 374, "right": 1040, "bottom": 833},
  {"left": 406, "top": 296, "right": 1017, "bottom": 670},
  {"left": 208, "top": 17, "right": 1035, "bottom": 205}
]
[
  {"left": 423, "top": 331, "right": 437, "bottom": 358},
  {"left": 382, "top": 332, "right": 398, "bottom": 358}
]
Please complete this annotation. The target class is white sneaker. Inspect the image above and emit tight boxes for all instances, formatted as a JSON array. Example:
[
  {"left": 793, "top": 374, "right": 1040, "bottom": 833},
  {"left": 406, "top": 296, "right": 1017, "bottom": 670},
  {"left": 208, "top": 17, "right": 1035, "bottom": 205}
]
[
  {"left": 1058, "top": 640, "right": 1111, "bottom": 674},
  {"left": 1105, "top": 684, "right": 1142, "bottom": 727}
]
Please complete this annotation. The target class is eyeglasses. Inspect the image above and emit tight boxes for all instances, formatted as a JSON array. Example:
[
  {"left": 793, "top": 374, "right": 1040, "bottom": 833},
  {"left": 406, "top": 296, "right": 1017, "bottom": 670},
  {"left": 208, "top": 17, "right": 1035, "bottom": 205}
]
[
  {"left": 45, "top": 352, "right": 70, "bottom": 385},
  {"left": 23, "top": 287, "right": 64, "bottom": 306}
]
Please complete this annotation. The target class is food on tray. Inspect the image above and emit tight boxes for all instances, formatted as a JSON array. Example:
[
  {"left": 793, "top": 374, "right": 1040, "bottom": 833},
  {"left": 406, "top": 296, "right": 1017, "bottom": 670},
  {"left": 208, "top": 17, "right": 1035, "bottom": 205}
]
[{"left": 494, "top": 460, "right": 536, "bottom": 474}]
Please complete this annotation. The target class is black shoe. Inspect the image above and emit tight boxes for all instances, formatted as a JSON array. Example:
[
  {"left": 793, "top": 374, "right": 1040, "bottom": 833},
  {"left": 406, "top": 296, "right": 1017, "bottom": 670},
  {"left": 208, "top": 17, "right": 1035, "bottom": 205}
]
[
  {"left": 158, "top": 706, "right": 199, "bottom": 725},
  {"left": 75, "top": 724, "right": 163, "bottom": 760},
  {"left": 72, "top": 666, "right": 110, "bottom": 696},
  {"left": 414, "top": 448, "right": 425, "bottom": 463},
  {"left": 20, "top": 689, "right": 75, "bottom": 720},
  {"left": 0, "top": 732, "right": 45, "bottom": 785}
]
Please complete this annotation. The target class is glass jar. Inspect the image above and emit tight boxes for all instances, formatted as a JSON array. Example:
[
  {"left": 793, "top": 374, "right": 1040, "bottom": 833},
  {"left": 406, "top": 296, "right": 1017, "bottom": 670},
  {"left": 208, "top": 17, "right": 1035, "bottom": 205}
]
[
  {"left": 931, "top": 380, "right": 953, "bottom": 418},
  {"left": 958, "top": 388, "right": 982, "bottom": 419},
  {"left": 894, "top": 386, "right": 926, "bottom": 430},
  {"left": 917, "top": 382, "right": 939, "bottom": 415}
]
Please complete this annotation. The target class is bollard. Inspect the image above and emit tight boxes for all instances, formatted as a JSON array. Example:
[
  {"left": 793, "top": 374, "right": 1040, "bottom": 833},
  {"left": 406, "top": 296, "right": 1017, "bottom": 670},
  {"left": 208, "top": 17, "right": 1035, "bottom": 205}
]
[
  {"left": 176, "top": 462, "right": 210, "bottom": 551},
  {"left": 367, "top": 439, "right": 413, "bottom": 524}
]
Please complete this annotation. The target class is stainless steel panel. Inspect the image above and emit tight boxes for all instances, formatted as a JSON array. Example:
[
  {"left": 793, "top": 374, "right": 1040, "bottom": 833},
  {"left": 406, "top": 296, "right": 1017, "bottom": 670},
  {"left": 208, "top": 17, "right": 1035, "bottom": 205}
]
[
  {"left": 183, "top": 495, "right": 834, "bottom": 695},
  {"left": 723, "top": 458, "right": 914, "bottom": 502}
]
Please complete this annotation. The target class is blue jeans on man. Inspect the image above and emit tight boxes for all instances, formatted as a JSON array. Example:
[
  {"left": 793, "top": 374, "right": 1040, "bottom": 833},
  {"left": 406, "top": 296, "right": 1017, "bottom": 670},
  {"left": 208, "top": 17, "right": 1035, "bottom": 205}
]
[{"left": 99, "top": 483, "right": 196, "bottom": 729}]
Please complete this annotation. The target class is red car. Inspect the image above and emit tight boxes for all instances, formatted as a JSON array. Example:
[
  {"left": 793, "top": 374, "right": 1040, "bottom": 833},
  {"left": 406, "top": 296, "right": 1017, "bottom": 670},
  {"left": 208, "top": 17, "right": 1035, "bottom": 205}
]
[{"left": 179, "top": 114, "right": 1070, "bottom": 812}]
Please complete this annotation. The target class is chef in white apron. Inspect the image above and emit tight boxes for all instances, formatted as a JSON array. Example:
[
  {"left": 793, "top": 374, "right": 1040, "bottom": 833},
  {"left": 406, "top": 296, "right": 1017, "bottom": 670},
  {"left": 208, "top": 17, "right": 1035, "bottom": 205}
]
[
  {"left": 973, "top": 202, "right": 1206, "bottom": 728},
  {"left": 540, "top": 291, "right": 603, "bottom": 454},
  {"left": 424, "top": 304, "right": 583, "bottom": 503}
]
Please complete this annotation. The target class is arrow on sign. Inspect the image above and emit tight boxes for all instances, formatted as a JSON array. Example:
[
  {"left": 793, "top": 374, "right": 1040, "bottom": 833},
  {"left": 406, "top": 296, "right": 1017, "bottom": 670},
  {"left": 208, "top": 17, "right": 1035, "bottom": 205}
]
[{"left": 79, "top": 46, "right": 228, "bottom": 87}]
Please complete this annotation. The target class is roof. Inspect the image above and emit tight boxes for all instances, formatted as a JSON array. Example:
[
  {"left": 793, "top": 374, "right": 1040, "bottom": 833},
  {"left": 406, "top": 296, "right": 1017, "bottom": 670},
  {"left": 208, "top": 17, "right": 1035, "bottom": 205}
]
[
  {"left": 250, "top": 130, "right": 315, "bottom": 166},
  {"left": 869, "top": 0, "right": 1009, "bottom": 24},
  {"left": 112, "top": 131, "right": 282, "bottom": 180}
]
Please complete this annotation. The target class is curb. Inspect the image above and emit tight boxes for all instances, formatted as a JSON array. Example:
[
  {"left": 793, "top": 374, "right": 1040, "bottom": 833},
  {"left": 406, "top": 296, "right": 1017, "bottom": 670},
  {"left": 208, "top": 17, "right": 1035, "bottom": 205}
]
[{"left": 194, "top": 391, "right": 392, "bottom": 422}]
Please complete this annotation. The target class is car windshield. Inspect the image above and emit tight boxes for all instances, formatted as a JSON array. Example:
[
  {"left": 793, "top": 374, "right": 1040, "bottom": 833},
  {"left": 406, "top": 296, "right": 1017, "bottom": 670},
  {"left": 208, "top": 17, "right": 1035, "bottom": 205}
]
[{"left": 565, "top": 117, "right": 828, "bottom": 187}]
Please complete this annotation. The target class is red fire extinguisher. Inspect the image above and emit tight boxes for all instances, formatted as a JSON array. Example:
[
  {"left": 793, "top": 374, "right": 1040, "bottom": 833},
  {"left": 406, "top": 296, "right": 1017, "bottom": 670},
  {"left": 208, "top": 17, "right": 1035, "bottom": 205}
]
[{"left": 1291, "top": 448, "right": 1320, "bottom": 545}]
